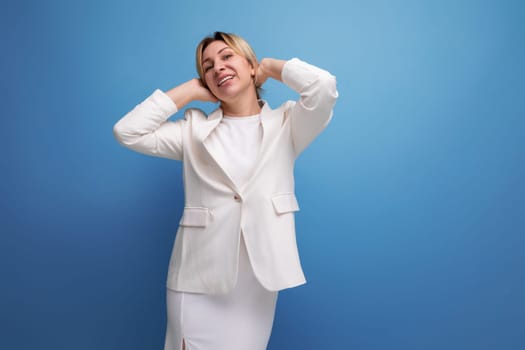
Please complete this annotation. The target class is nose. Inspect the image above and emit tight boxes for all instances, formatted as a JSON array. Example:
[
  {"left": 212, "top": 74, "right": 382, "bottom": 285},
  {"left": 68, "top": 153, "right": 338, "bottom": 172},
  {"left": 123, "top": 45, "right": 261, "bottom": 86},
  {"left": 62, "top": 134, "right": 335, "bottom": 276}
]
[{"left": 214, "top": 61, "right": 226, "bottom": 74}]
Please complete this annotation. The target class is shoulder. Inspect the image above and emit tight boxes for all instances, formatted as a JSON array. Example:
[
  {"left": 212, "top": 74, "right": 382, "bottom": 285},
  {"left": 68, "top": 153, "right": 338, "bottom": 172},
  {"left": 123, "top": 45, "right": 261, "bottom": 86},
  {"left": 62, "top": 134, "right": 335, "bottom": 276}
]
[
  {"left": 275, "top": 100, "right": 296, "bottom": 120},
  {"left": 179, "top": 107, "right": 221, "bottom": 132},
  {"left": 182, "top": 107, "right": 208, "bottom": 121},
  {"left": 262, "top": 100, "right": 296, "bottom": 114}
]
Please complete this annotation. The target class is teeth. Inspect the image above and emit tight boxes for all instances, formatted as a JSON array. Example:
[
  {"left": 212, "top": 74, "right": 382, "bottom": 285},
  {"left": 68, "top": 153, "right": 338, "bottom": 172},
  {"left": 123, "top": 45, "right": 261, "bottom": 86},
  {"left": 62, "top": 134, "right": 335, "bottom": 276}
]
[{"left": 218, "top": 75, "right": 234, "bottom": 86}]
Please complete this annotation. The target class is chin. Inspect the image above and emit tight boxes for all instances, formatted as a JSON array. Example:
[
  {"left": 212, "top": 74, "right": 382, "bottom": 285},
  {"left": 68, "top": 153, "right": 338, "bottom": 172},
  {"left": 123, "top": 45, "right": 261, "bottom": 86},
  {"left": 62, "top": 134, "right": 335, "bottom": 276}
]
[{"left": 215, "top": 90, "right": 241, "bottom": 103}]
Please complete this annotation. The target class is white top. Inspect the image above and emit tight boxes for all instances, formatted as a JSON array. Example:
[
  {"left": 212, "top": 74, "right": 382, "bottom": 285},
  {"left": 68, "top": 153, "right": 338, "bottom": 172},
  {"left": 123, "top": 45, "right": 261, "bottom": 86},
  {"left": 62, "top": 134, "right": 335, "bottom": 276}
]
[{"left": 205, "top": 114, "right": 262, "bottom": 188}]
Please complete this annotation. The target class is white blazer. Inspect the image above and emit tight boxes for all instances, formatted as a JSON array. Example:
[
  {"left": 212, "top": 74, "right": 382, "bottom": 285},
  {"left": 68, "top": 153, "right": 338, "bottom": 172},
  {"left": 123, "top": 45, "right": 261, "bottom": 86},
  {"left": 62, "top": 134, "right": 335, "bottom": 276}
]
[{"left": 114, "top": 58, "right": 338, "bottom": 294}]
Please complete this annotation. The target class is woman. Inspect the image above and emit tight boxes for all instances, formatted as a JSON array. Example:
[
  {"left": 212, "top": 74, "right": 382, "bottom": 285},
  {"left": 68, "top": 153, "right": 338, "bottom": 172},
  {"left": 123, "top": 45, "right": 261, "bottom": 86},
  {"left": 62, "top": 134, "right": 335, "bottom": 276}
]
[{"left": 113, "top": 31, "right": 338, "bottom": 350}]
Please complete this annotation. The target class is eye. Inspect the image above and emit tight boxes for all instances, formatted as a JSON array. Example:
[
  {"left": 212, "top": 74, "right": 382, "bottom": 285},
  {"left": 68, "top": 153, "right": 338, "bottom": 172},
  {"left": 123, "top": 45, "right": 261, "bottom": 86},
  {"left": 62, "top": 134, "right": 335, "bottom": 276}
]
[
  {"left": 204, "top": 65, "right": 213, "bottom": 72},
  {"left": 223, "top": 54, "right": 233, "bottom": 60}
]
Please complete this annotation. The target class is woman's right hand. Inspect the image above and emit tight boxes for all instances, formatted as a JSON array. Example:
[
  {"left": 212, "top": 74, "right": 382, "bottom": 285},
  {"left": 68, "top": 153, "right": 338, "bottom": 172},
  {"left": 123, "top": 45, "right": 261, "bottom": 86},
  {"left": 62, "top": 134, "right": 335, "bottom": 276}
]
[
  {"left": 165, "top": 78, "right": 218, "bottom": 109},
  {"left": 190, "top": 78, "right": 219, "bottom": 103}
]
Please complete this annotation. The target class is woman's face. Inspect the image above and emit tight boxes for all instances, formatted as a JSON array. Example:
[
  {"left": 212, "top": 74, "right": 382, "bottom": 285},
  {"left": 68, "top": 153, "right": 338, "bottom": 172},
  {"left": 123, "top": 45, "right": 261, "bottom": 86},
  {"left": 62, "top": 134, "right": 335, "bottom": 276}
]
[{"left": 201, "top": 40, "right": 256, "bottom": 103}]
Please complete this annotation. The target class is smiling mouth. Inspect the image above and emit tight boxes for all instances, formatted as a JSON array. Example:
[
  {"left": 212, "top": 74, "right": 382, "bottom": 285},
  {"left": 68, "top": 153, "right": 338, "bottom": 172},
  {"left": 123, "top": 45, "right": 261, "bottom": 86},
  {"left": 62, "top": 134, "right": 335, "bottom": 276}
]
[{"left": 217, "top": 75, "right": 235, "bottom": 86}]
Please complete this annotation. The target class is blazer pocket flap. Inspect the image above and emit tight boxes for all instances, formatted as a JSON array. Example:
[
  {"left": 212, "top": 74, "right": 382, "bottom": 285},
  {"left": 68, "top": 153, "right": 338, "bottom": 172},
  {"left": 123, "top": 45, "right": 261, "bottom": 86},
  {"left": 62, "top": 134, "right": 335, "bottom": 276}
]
[
  {"left": 271, "top": 193, "right": 300, "bottom": 214},
  {"left": 180, "top": 207, "right": 209, "bottom": 227}
]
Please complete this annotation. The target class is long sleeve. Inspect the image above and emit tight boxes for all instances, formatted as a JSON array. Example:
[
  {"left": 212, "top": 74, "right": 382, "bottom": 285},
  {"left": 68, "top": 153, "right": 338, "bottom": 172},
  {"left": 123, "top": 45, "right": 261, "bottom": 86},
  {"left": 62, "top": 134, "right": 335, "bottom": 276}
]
[
  {"left": 281, "top": 58, "right": 338, "bottom": 156},
  {"left": 113, "top": 89, "right": 184, "bottom": 160}
]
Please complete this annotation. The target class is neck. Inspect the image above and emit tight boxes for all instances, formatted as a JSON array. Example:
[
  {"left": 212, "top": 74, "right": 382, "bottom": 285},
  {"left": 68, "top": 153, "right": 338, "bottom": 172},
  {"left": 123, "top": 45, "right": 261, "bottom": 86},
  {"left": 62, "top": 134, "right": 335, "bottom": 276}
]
[{"left": 220, "top": 89, "right": 261, "bottom": 117}]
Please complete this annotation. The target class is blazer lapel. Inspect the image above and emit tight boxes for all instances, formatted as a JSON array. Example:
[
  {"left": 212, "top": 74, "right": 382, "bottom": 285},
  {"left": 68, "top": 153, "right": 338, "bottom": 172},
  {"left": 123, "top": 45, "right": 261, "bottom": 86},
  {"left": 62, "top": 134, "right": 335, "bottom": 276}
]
[
  {"left": 258, "top": 101, "right": 282, "bottom": 157},
  {"left": 240, "top": 101, "right": 283, "bottom": 191},
  {"left": 197, "top": 107, "right": 222, "bottom": 141},
  {"left": 201, "top": 107, "right": 240, "bottom": 193}
]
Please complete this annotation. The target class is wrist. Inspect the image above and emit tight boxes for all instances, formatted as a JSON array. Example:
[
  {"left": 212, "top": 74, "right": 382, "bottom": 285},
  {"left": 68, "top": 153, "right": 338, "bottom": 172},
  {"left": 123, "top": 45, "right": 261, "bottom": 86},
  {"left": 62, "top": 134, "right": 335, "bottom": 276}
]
[
  {"left": 259, "top": 58, "right": 270, "bottom": 78},
  {"left": 260, "top": 58, "right": 284, "bottom": 82}
]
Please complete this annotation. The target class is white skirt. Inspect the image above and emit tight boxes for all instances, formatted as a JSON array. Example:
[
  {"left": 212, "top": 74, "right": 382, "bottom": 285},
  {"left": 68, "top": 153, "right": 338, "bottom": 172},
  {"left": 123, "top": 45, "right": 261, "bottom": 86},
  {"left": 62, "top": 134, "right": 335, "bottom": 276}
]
[{"left": 164, "top": 234, "right": 279, "bottom": 350}]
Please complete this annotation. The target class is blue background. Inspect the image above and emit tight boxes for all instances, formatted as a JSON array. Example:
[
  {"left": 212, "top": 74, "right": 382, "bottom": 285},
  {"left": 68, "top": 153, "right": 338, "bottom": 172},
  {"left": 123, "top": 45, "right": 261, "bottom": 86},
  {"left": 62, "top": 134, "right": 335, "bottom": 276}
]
[{"left": 2, "top": 0, "right": 524, "bottom": 349}]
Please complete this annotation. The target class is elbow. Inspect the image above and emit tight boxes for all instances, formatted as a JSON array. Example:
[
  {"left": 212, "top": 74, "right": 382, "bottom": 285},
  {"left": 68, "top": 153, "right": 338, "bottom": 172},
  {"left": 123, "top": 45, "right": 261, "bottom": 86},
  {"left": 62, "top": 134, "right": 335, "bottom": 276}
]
[
  {"left": 298, "top": 73, "right": 339, "bottom": 112},
  {"left": 112, "top": 120, "right": 128, "bottom": 145},
  {"left": 301, "top": 73, "right": 337, "bottom": 110},
  {"left": 320, "top": 73, "right": 339, "bottom": 105}
]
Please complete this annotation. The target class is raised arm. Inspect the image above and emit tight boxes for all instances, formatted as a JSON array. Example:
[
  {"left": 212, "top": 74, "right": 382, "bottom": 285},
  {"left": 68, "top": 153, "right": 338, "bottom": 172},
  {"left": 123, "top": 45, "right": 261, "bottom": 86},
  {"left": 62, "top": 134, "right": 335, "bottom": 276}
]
[
  {"left": 257, "top": 57, "right": 338, "bottom": 156},
  {"left": 165, "top": 78, "right": 218, "bottom": 109},
  {"left": 113, "top": 79, "right": 217, "bottom": 160}
]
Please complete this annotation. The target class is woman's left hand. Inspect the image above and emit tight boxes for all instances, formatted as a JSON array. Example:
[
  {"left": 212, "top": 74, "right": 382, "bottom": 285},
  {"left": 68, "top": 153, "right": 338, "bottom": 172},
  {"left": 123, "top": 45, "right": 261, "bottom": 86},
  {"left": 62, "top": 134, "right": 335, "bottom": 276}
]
[
  {"left": 255, "top": 58, "right": 285, "bottom": 87},
  {"left": 254, "top": 60, "right": 268, "bottom": 88}
]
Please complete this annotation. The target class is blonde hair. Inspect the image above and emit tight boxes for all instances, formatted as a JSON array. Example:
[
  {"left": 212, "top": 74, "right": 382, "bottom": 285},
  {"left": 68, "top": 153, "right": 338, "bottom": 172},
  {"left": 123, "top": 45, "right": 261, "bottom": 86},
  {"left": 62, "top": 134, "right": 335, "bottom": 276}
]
[{"left": 196, "top": 31, "right": 261, "bottom": 99}]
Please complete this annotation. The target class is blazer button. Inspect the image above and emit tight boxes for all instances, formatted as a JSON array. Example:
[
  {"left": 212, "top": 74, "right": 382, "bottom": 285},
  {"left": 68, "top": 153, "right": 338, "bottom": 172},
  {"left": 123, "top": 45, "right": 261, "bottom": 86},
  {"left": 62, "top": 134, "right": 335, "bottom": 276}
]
[{"left": 233, "top": 194, "right": 241, "bottom": 202}]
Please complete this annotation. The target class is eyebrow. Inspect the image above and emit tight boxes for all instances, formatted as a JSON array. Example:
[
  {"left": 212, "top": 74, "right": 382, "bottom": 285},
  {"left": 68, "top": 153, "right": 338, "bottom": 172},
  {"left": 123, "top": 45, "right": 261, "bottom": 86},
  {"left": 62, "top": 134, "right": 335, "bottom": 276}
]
[{"left": 202, "top": 46, "right": 232, "bottom": 65}]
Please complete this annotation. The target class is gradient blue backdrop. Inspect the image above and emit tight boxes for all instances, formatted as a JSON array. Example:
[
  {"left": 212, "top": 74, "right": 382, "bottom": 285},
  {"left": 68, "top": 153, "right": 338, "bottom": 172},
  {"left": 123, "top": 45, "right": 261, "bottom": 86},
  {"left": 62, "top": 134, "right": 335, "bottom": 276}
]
[{"left": 2, "top": 0, "right": 524, "bottom": 349}]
